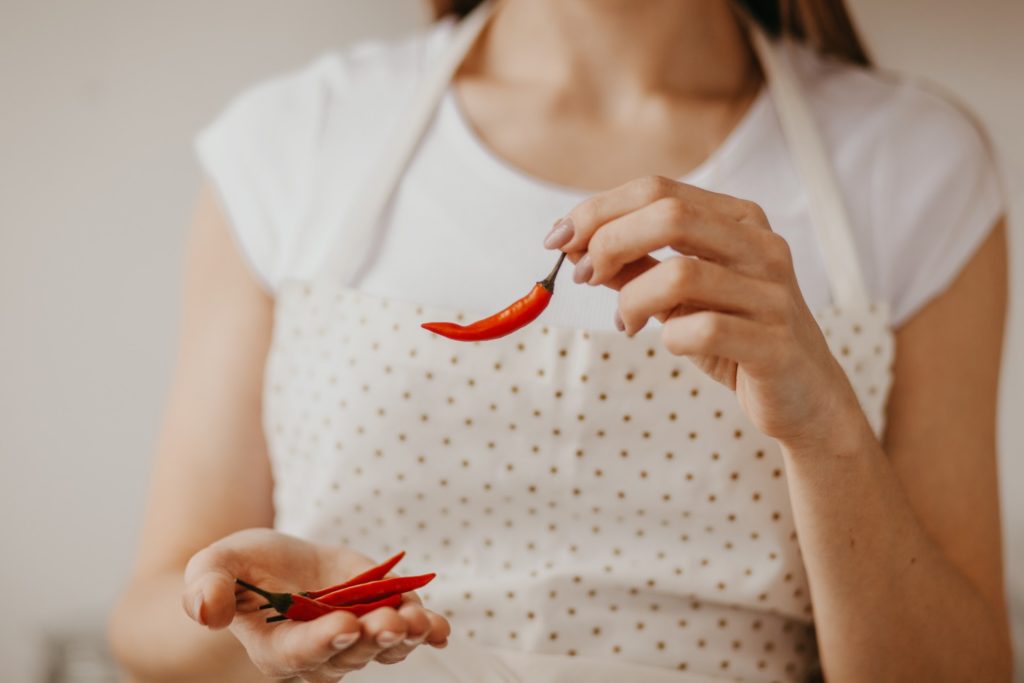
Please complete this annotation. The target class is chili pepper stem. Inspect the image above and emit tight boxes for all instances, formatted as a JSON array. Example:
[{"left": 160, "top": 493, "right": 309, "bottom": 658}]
[
  {"left": 540, "top": 252, "right": 567, "bottom": 292},
  {"left": 236, "top": 579, "right": 293, "bottom": 616},
  {"left": 235, "top": 579, "right": 273, "bottom": 600}
]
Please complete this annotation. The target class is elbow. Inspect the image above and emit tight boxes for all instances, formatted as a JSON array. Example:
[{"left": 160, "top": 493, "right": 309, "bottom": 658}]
[
  {"left": 107, "top": 586, "right": 173, "bottom": 683},
  {"left": 107, "top": 589, "right": 148, "bottom": 682},
  {"left": 983, "top": 604, "right": 1015, "bottom": 683},
  {"left": 991, "top": 631, "right": 1014, "bottom": 683},
  {"left": 107, "top": 578, "right": 250, "bottom": 683}
]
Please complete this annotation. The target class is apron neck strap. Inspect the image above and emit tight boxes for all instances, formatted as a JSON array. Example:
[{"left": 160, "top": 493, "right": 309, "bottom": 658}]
[
  {"left": 319, "top": 3, "right": 871, "bottom": 311},
  {"left": 315, "top": 1, "right": 495, "bottom": 287},
  {"left": 747, "top": 23, "right": 871, "bottom": 309}
]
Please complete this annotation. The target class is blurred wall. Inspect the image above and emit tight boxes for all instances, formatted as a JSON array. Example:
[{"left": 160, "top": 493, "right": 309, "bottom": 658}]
[
  {"left": 0, "top": 2, "right": 424, "bottom": 680},
  {"left": 0, "top": 0, "right": 1020, "bottom": 681}
]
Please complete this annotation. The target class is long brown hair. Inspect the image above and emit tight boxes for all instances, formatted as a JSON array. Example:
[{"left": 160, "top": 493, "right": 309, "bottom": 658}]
[{"left": 430, "top": 0, "right": 870, "bottom": 66}]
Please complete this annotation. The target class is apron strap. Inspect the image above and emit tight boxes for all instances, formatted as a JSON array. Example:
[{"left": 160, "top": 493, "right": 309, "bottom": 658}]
[
  {"left": 317, "top": 2, "right": 871, "bottom": 311},
  {"left": 315, "top": 1, "right": 495, "bottom": 286},
  {"left": 748, "top": 25, "right": 871, "bottom": 310}
]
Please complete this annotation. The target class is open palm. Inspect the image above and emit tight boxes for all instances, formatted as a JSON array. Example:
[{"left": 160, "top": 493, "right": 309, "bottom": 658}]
[{"left": 184, "top": 528, "right": 450, "bottom": 681}]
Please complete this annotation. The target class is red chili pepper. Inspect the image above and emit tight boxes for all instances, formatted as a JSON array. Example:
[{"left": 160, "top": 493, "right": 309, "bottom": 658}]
[
  {"left": 336, "top": 593, "right": 404, "bottom": 615},
  {"left": 421, "top": 252, "right": 566, "bottom": 341},
  {"left": 303, "top": 551, "right": 406, "bottom": 599},
  {"left": 236, "top": 580, "right": 345, "bottom": 621},
  {"left": 236, "top": 571, "right": 436, "bottom": 623},
  {"left": 257, "top": 550, "right": 409, "bottom": 610},
  {"left": 315, "top": 573, "right": 436, "bottom": 607},
  {"left": 265, "top": 594, "right": 403, "bottom": 622}
]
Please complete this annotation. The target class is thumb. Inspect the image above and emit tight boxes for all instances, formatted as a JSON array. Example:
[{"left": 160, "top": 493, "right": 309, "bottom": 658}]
[{"left": 183, "top": 544, "right": 245, "bottom": 630}]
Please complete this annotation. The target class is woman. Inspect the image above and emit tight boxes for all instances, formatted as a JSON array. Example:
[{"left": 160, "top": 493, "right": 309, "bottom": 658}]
[{"left": 109, "top": 0, "right": 1012, "bottom": 680}]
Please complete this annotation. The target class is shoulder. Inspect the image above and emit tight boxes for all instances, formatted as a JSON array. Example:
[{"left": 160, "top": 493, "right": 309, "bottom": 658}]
[
  {"left": 789, "top": 43, "right": 993, "bottom": 178},
  {"left": 211, "top": 19, "right": 458, "bottom": 139},
  {"left": 786, "top": 44, "right": 1003, "bottom": 324},
  {"left": 195, "top": 20, "right": 459, "bottom": 291}
]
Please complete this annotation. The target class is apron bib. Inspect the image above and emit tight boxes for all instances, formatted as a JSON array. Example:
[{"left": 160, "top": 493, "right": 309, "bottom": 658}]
[{"left": 264, "top": 4, "right": 894, "bottom": 681}]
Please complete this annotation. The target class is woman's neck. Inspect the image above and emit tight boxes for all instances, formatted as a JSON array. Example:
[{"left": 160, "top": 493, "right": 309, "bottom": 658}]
[{"left": 470, "top": 0, "right": 759, "bottom": 107}]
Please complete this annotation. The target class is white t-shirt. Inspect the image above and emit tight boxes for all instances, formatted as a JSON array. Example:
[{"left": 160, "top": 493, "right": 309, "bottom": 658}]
[{"left": 196, "top": 19, "right": 1003, "bottom": 329}]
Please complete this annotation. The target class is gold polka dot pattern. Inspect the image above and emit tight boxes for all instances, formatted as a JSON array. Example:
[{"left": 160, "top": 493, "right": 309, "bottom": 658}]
[{"left": 265, "top": 282, "right": 894, "bottom": 682}]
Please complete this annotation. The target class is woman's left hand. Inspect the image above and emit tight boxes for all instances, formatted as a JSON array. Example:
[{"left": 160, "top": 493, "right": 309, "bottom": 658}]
[{"left": 546, "top": 175, "right": 866, "bottom": 451}]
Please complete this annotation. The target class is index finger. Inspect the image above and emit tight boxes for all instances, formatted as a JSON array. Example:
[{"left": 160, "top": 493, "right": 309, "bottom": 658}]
[
  {"left": 559, "top": 176, "right": 753, "bottom": 255},
  {"left": 598, "top": 255, "right": 661, "bottom": 293}
]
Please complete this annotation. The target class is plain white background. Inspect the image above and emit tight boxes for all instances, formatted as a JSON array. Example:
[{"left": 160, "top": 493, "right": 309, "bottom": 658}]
[{"left": 1, "top": 1, "right": 1021, "bottom": 680}]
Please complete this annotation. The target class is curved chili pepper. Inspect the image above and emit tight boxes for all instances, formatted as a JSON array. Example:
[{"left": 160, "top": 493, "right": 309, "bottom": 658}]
[
  {"left": 316, "top": 573, "right": 436, "bottom": 607},
  {"left": 257, "top": 550, "right": 408, "bottom": 610},
  {"left": 331, "top": 592, "right": 404, "bottom": 614},
  {"left": 265, "top": 594, "right": 403, "bottom": 622},
  {"left": 304, "top": 551, "right": 406, "bottom": 599},
  {"left": 421, "top": 252, "right": 566, "bottom": 341},
  {"left": 236, "top": 551, "right": 436, "bottom": 623},
  {"left": 236, "top": 573, "right": 435, "bottom": 622},
  {"left": 236, "top": 580, "right": 340, "bottom": 621}
]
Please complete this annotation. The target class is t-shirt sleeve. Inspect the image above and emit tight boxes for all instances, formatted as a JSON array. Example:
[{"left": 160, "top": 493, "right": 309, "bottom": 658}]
[
  {"left": 195, "top": 55, "right": 343, "bottom": 292},
  {"left": 870, "top": 85, "right": 1005, "bottom": 326}
]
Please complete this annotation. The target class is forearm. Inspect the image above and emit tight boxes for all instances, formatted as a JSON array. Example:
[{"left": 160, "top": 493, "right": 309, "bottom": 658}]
[
  {"left": 781, "top": 411, "right": 1011, "bottom": 682},
  {"left": 109, "top": 571, "right": 260, "bottom": 683}
]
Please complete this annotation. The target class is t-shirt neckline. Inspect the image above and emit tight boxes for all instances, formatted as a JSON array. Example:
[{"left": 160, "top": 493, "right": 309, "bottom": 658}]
[{"left": 438, "top": 82, "right": 772, "bottom": 199}]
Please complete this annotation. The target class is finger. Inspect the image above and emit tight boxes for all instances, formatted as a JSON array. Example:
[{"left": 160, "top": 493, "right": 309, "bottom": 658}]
[
  {"left": 423, "top": 609, "right": 451, "bottom": 647},
  {"left": 661, "top": 311, "right": 773, "bottom": 365},
  {"left": 327, "top": 607, "right": 406, "bottom": 670},
  {"left": 301, "top": 672, "right": 348, "bottom": 683},
  {"left": 262, "top": 611, "right": 361, "bottom": 676},
  {"left": 183, "top": 545, "right": 246, "bottom": 629},
  {"left": 585, "top": 198, "right": 763, "bottom": 286},
  {"left": 559, "top": 176, "right": 762, "bottom": 255},
  {"left": 618, "top": 257, "right": 784, "bottom": 335},
  {"left": 560, "top": 247, "right": 660, "bottom": 287},
  {"left": 374, "top": 602, "right": 433, "bottom": 665},
  {"left": 398, "top": 602, "right": 432, "bottom": 642},
  {"left": 598, "top": 255, "right": 660, "bottom": 293}
]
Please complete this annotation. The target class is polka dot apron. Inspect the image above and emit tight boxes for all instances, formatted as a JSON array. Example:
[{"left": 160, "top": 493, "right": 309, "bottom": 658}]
[{"left": 264, "top": 5, "right": 894, "bottom": 682}]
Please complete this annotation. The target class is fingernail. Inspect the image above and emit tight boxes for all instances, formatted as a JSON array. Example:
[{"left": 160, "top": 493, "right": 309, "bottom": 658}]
[
  {"left": 544, "top": 217, "right": 574, "bottom": 249},
  {"left": 614, "top": 310, "right": 625, "bottom": 332},
  {"left": 193, "top": 593, "right": 206, "bottom": 626},
  {"left": 332, "top": 632, "right": 359, "bottom": 650},
  {"left": 402, "top": 635, "right": 425, "bottom": 646},
  {"left": 573, "top": 253, "right": 593, "bottom": 284},
  {"left": 377, "top": 630, "right": 402, "bottom": 647},
  {"left": 431, "top": 640, "right": 449, "bottom": 649}
]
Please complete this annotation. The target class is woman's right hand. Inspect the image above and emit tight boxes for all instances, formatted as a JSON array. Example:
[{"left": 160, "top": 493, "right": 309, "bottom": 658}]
[{"left": 182, "top": 528, "right": 450, "bottom": 682}]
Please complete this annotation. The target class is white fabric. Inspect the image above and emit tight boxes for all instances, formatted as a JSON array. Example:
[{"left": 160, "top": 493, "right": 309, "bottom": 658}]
[
  {"left": 347, "top": 637, "right": 728, "bottom": 683},
  {"left": 750, "top": 25, "right": 869, "bottom": 309},
  {"left": 197, "top": 19, "right": 1003, "bottom": 327}
]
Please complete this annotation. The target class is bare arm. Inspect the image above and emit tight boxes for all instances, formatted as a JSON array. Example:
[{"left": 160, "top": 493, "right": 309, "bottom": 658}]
[
  {"left": 783, "top": 221, "right": 1010, "bottom": 681},
  {"left": 109, "top": 185, "right": 275, "bottom": 682}
]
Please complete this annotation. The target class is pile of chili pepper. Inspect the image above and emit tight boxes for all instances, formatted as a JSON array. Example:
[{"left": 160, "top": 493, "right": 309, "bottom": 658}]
[
  {"left": 421, "top": 252, "right": 566, "bottom": 341},
  {"left": 236, "top": 551, "right": 435, "bottom": 623}
]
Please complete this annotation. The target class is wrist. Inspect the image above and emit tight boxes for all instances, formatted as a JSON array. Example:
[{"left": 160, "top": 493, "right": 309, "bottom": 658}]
[{"left": 778, "top": 385, "right": 877, "bottom": 460}]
